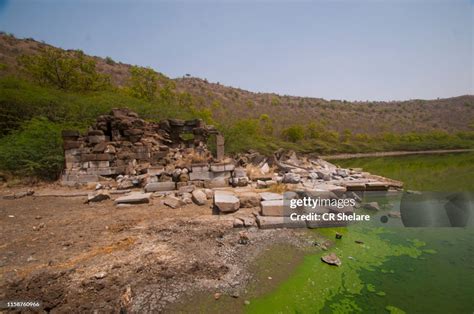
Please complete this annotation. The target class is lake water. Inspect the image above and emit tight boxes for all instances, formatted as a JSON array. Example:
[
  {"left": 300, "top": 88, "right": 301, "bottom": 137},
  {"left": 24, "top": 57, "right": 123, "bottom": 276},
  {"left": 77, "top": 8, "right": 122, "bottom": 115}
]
[{"left": 247, "top": 153, "right": 474, "bottom": 313}]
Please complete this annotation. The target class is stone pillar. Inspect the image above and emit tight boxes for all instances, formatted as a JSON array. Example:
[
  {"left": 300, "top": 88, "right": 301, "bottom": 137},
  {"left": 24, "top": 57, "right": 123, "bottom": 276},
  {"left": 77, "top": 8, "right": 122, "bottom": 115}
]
[{"left": 216, "top": 134, "right": 225, "bottom": 161}]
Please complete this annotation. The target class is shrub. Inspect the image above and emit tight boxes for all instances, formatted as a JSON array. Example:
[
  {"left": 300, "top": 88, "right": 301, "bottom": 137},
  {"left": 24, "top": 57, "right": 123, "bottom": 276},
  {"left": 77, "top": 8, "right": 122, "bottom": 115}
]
[
  {"left": 0, "top": 117, "right": 65, "bottom": 180},
  {"left": 282, "top": 125, "right": 305, "bottom": 142},
  {"left": 128, "top": 66, "right": 160, "bottom": 101},
  {"left": 105, "top": 56, "right": 115, "bottom": 65}
]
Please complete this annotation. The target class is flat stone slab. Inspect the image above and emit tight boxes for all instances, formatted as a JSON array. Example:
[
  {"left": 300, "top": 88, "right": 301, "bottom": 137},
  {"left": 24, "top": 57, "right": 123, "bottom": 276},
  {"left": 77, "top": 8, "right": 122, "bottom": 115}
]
[
  {"left": 259, "top": 192, "right": 283, "bottom": 201},
  {"left": 365, "top": 181, "right": 389, "bottom": 191},
  {"left": 115, "top": 192, "right": 152, "bottom": 205},
  {"left": 312, "top": 184, "right": 347, "bottom": 196},
  {"left": 145, "top": 181, "right": 176, "bottom": 192},
  {"left": 260, "top": 199, "right": 285, "bottom": 216},
  {"left": 256, "top": 216, "right": 306, "bottom": 229},
  {"left": 214, "top": 191, "right": 240, "bottom": 213}
]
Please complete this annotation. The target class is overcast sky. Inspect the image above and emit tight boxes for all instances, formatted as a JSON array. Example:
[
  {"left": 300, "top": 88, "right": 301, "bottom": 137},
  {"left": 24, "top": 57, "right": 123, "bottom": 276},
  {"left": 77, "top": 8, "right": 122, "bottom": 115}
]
[{"left": 0, "top": 0, "right": 472, "bottom": 101}]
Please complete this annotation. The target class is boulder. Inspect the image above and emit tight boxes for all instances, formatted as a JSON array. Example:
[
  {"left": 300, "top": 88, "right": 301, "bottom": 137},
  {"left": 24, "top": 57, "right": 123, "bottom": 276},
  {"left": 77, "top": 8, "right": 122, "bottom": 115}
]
[
  {"left": 203, "top": 189, "right": 214, "bottom": 199},
  {"left": 214, "top": 191, "right": 240, "bottom": 213},
  {"left": 191, "top": 189, "right": 207, "bottom": 206},
  {"left": 282, "top": 173, "right": 301, "bottom": 184},
  {"left": 238, "top": 192, "right": 262, "bottom": 208},
  {"left": 181, "top": 193, "right": 193, "bottom": 204},
  {"left": 233, "top": 218, "right": 244, "bottom": 228},
  {"left": 321, "top": 253, "right": 341, "bottom": 266},
  {"left": 117, "top": 179, "right": 134, "bottom": 190},
  {"left": 115, "top": 192, "right": 152, "bottom": 205},
  {"left": 164, "top": 196, "right": 183, "bottom": 209},
  {"left": 238, "top": 216, "right": 256, "bottom": 227}
]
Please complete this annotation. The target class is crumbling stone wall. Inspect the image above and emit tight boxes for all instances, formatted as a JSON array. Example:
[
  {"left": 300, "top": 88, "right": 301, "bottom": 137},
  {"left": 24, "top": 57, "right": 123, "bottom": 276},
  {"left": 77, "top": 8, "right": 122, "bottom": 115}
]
[{"left": 61, "top": 109, "right": 224, "bottom": 185}]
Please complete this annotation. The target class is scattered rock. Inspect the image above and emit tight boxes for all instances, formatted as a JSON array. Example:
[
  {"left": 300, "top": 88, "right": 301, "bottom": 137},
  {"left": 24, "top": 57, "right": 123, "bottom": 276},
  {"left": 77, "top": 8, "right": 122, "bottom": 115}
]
[
  {"left": 363, "top": 202, "right": 380, "bottom": 211},
  {"left": 214, "top": 191, "right": 240, "bottom": 213},
  {"left": 238, "top": 192, "right": 261, "bottom": 208},
  {"left": 145, "top": 181, "right": 176, "bottom": 192},
  {"left": 191, "top": 189, "right": 207, "bottom": 206},
  {"left": 233, "top": 218, "right": 244, "bottom": 228},
  {"left": 87, "top": 191, "right": 110, "bottom": 203},
  {"left": 203, "top": 189, "right": 214, "bottom": 199},
  {"left": 335, "top": 232, "right": 343, "bottom": 239},
  {"left": 164, "top": 196, "right": 183, "bottom": 209},
  {"left": 355, "top": 240, "right": 364, "bottom": 244},
  {"left": 282, "top": 173, "right": 301, "bottom": 183},
  {"left": 214, "top": 292, "right": 221, "bottom": 300},
  {"left": 321, "top": 253, "right": 341, "bottom": 266},
  {"left": 115, "top": 192, "right": 152, "bottom": 205},
  {"left": 238, "top": 231, "right": 250, "bottom": 245},
  {"left": 388, "top": 211, "right": 401, "bottom": 218},
  {"left": 94, "top": 271, "right": 107, "bottom": 279}
]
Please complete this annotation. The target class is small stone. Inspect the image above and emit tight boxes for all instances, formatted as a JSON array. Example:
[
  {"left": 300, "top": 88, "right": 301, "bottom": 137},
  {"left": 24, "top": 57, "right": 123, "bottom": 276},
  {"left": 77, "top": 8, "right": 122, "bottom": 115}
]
[
  {"left": 267, "top": 276, "right": 272, "bottom": 280},
  {"left": 335, "top": 232, "right": 343, "bottom": 239},
  {"left": 238, "top": 231, "right": 250, "bottom": 245},
  {"left": 233, "top": 218, "right": 244, "bottom": 228},
  {"left": 388, "top": 211, "right": 401, "bottom": 218},
  {"left": 355, "top": 240, "right": 364, "bottom": 244},
  {"left": 282, "top": 173, "right": 301, "bottom": 184},
  {"left": 363, "top": 202, "right": 380, "bottom": 211},
  {"left": 214, "top": 292, "right": 221, "bottom": 300},
  {"left": 321, "top": 253, "right": 341, "bottom": 266},
  {"left": 94, "top": 271, "right": 107, "bottom": 279},
  {"left": 244, "top": 300, "right": 250, "bottom": 306}
]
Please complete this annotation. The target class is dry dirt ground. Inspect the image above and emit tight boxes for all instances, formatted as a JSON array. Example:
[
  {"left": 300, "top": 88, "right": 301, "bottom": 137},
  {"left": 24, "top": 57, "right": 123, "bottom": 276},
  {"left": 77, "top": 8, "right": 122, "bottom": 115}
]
[{"left": 0, "top": 186, "right": 315, "bottom": 313}]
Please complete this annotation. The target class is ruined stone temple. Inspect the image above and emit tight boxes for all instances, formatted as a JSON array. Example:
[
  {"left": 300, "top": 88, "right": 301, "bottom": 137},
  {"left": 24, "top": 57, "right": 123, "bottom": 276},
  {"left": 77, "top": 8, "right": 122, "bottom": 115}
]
[
  {"left": 61, "top": 108, "right": 228, "bottom": 189},
  {"left": 59, "top": 108, "right": 404, "bottom": 229}
]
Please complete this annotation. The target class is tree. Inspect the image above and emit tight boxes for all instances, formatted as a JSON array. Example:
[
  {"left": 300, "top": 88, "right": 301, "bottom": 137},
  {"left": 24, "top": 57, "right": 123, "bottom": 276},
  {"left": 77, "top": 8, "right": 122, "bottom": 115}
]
[
  {"left": 283, "top": 125, "right": 305, "bottom": 142},
  {"left": 18, "top": 47, "right": 110, "bottom": 91},
  {"left": 128, "top": 66, "right": 160, "bottom": 101},
  {"left": 259, "top": 114, "right": 273, "bottom": 135}
]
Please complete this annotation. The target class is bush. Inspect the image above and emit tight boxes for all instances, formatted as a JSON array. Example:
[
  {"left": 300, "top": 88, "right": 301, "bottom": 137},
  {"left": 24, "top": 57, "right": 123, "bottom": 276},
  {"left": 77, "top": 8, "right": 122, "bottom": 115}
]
[
  {"left": 282, "top": 125, "right": 305, "bottom": 142},
  {"left": 0, "top": 117, "right": 65, "bottom": 180}
]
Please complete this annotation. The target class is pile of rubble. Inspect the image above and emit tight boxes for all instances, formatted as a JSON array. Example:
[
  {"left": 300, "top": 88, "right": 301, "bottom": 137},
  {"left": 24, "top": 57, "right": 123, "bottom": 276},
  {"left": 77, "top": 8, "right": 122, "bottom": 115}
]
[{"left": 61, "top": 109, "right": 403, "bottom": 229}]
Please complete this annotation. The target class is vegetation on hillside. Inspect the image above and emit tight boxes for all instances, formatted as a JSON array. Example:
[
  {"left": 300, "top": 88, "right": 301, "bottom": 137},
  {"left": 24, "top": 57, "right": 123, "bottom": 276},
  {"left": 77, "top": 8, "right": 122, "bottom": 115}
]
[{"left": 0, "top": 33, "right": 473, "bottom": 180}]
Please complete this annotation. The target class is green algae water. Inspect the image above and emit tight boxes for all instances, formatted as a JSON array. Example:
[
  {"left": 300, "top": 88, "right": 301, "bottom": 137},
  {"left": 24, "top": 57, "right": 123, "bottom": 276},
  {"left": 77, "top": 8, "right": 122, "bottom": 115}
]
[{"left": 247, "top": 153, "right": 474, "bottom": 314}]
